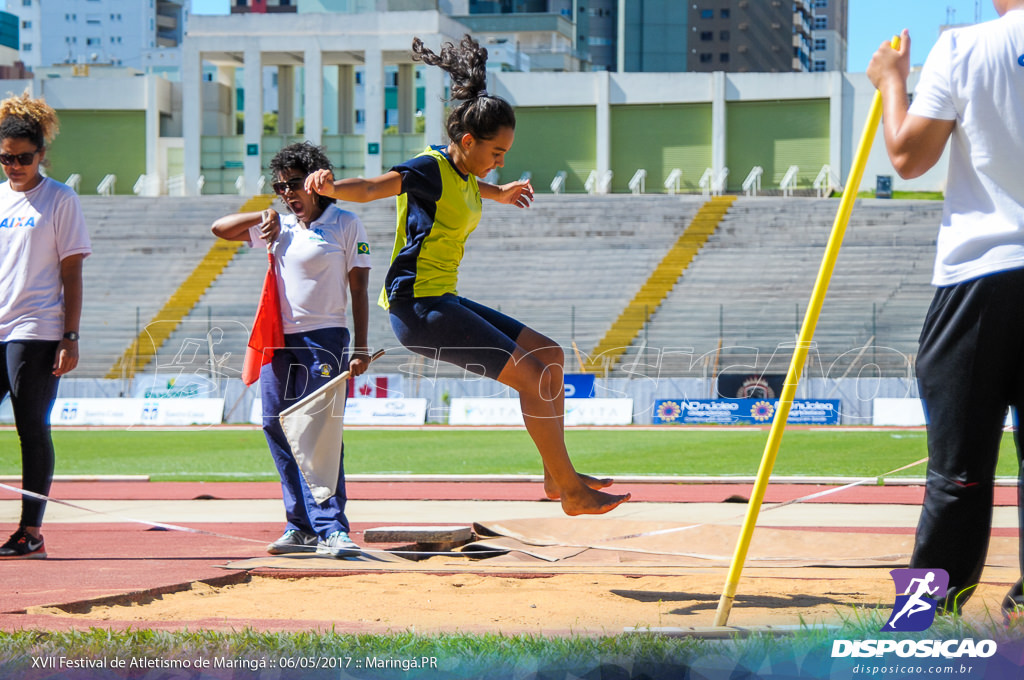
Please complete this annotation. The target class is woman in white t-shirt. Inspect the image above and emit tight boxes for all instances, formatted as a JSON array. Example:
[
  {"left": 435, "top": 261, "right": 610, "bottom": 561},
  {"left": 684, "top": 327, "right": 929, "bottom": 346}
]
[
  {"left": 212, "top": 142, "right": 371, "bottom": 559},
  {"left": 868, "top": 3, "right": 1024, "bottom": 621},
  {"left": 0, "top": 93, "right": 91, "bottom": 559}
]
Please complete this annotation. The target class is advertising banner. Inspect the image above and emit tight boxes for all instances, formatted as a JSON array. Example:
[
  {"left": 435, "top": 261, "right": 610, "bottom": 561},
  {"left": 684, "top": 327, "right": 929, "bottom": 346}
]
[
  {"left": 50, "top": 398, "right": 224, "bottom": 426},
  {"left": 131, "top": 375, "right": 218, "bottom": 399},
  {"left": 250, "top": 398, "right": 427, "bottom": 426},
  {"left": 563, "top": 373, "right": 596, "bottom": 398},
  {"left": 653, "top": 398, "right": 840, "bottom": 425},
  {"left": 449, "top": 398, "right": 633, "bottom": 426},
  {"left": 342, "top": 398, "right": 427, "bottom": 426}
]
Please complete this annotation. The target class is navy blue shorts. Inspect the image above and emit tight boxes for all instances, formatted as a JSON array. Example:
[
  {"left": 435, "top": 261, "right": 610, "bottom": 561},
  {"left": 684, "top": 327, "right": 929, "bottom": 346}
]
[{"left": 388, "top": 294, "right": 526, "bottom": 379}]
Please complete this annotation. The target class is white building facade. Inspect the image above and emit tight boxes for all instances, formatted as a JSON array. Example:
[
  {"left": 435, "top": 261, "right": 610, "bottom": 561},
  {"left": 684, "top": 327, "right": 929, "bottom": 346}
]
[{"left": 6, "top": 0, "right": 184, "bottom": 70}]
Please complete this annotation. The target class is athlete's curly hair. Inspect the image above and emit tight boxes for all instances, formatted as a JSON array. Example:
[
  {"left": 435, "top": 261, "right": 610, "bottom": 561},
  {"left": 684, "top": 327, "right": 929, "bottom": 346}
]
[
  {"left": 0, "top": 91, "right": 60, "bottom": 150},
  {"left": 269, "top": 141, "right": 336, "bottom": 210},
  {"left": 412, "top": 34, "right": 515, "bottom": 144}
]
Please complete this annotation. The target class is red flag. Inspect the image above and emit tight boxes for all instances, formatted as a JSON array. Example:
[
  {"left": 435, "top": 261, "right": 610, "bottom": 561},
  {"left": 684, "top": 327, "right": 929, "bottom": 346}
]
[{"left": 242, "top": 251, "right": 284, "bottom": 386}]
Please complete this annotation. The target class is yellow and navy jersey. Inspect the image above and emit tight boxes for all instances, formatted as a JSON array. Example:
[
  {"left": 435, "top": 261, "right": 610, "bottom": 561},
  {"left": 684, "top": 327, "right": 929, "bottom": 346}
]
[{"left": 380, "top": 146, "right": 482, "bottom": 307}]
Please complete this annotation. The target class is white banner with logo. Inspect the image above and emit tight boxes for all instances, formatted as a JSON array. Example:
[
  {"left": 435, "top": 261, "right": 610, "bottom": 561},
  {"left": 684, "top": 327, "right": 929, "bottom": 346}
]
[
  {"left": 448, "top": 398, "right": 634, "bottom": 426},
  {"left": 131, "top": 374, "right": 218, "bottom": 399},
  {"left": 343, "top": 398, "right": 427, "bottom": 425},
  {"left": 873, "top": 398, "right": 1013, "bottom": 427},
  {"left": 51, "top": 398, "right": 224, "bottom": 426},
  {"left": 250, "top": 397, "right": 427, "bottom": 426}
]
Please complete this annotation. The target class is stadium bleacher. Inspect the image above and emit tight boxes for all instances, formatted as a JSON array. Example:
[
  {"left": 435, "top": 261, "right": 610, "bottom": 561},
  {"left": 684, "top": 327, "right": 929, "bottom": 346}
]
[
  {"left": 77, "top": 195, "right": 246, "bottom": 379},
  {"left": 74, "top": 194, "right": 942, "bottom": 382},
  {"left": 618, "top": 198, "right": 941, "bottom": 378}
]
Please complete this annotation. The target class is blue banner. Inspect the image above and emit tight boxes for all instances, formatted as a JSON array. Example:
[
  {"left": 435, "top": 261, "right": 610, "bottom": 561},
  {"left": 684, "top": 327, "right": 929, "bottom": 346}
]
[
  {"left": 563, "top": 373, "right": 595, "bottom": 399},
  {"left": 653, "top": 398, "right": 841, "bottom": 425}
]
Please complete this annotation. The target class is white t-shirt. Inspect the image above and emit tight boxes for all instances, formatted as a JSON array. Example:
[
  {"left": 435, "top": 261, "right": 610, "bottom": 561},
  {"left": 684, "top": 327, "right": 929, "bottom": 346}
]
[
  {"left": 909, "top": 10, "right": 1024, "bottom": 286},
  {"left": 0, "top": 177, "right": 91, "bottom": 342},
  {"left": 249, "top": 203, "right": 371, "bottom": 333}
]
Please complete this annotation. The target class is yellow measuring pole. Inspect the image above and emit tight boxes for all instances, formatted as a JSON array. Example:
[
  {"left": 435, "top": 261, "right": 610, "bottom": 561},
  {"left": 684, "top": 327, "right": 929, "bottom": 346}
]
[{"left": 712, "top": 36, "right": 900, "bottom": 627}]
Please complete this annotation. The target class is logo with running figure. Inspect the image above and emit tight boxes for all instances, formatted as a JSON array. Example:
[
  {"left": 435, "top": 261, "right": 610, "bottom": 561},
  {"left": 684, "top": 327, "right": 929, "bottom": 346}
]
[{"left": 882, "top": 568, "right": 949, "bottom": 632}]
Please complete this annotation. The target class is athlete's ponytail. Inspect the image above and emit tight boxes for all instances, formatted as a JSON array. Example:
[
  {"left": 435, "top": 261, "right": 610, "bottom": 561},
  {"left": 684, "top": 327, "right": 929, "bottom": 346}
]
[{"left": 412, "top": 34, "right": 516, "bottom": 144}]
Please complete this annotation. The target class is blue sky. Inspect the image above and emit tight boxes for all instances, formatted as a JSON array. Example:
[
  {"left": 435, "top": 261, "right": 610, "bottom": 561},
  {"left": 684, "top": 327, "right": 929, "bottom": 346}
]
[{"left": 188, "top": 0, "right": 1003, "bottom": 73}]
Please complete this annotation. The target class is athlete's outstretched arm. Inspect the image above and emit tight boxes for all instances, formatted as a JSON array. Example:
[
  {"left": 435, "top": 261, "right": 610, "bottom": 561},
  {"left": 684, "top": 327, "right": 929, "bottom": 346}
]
[
  {"left": 306, "top": 170, "right": 403, "bottom": 203},
  {"left": 480, "top": 179, "right": 534, "bottom": 208}
]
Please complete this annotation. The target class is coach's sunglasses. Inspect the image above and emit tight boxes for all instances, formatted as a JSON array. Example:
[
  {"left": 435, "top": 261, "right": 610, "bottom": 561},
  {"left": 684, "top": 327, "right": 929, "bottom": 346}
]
[
  {"left": 0, "top": 151, "right": 40, "bottom": 166},
  {"left": 272, "top": 177, "right": 306, "bottom": 195}
]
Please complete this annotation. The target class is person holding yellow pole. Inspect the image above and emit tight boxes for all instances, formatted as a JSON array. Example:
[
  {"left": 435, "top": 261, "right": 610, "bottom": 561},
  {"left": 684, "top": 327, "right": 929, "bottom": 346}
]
[{"left": 868, "top": 3, "right": 1024, "bottom": 621}]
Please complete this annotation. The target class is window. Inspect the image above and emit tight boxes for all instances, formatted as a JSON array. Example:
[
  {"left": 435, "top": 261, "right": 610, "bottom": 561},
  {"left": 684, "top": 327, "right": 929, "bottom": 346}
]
[
  {"left": 814, "top": 38, "right": 827, "bottom": 50},
  {"left": 700, "top": 31, "right": 713, "bottom": 41},
  {"left": 22, "top": 42, "right": 31, "bottom": 50},
  {"left": 22, "top": 0, "right": 31, "bottom": 6},
  {"left": 720, "top": 53, "right": 730, "bottom": 63},
  {"left": 699, "top": 53, "right": 713, "bottom": 63},
  {"left": 814, "top": 0, "right": 827, "bottom": 6},
  {"left": 813, "top": 60, "right": 827, "bottom": 72},
  {"left": 813, "top": 16, "right": 827, "bottom": 29},
  {"left": 720, "top": 30, "right": 730, "bottom": 41},
  {"left": 21, "top": 20, "right": 30, "bottom": 29},
  {"left": 721, "top": 9, "right": 730, "bottom": 18},
  {"left": 86, "top": 37, "right": 101, "bottom": 46},
  {"left": 700, "top": 9, "right": 713, "bottom": 19},
  {"left": 355, "top": 110, "right": 365, "bottom": 124}
]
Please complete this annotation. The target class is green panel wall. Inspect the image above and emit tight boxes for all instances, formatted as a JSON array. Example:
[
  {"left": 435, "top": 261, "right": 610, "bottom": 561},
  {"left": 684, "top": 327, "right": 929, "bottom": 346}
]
[
  {"left": 726, "top": 99, "right": 829, "bottom": 192},
  {"left": 502, "top": 106, "right": 596, "bottom": 194},
  {"left": 611, "top": 103, "right": 711, "bottom": 193},
  {"left": 48, "top": 111, "right": 145, "bottom": 196}
]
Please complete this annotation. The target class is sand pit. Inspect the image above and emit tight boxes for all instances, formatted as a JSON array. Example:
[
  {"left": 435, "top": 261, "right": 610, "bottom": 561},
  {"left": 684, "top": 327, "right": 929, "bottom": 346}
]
[
  {"left": 32, "top": 568, "right": 1017, "bottom": 635},
  {"left": 31, "top": 517, "right": 1021, "bottom": 637}
]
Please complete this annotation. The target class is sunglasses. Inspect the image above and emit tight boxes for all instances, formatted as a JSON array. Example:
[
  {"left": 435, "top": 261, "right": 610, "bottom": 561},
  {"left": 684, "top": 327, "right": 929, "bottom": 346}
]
[
  {"left": 272, "top": 177, "right": 306, "bottom": 195},
  {"left": 0, "top": 151, "right": 39, "bottom": 166}
]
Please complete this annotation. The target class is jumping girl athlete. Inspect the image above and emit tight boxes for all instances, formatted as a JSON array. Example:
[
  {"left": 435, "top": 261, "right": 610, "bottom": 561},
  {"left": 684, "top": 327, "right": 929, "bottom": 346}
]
[{"left": 306, "top": 35, "right": 628, "bottom": 516}]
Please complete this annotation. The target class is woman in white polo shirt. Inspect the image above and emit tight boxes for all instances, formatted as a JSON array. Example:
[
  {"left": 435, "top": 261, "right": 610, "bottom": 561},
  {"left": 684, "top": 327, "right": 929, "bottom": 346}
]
[
  {"left": 0, "top": 92, "right": 91, "bottom": 559},
  {"left": 212, "top": 142, "right": 371, "bottom": 559}
]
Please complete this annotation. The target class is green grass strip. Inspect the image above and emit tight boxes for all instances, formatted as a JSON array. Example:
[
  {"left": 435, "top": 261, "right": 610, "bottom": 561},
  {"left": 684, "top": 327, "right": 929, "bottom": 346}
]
[{"left": 0, "top": 428, "right": 1018, "bottom": 481}]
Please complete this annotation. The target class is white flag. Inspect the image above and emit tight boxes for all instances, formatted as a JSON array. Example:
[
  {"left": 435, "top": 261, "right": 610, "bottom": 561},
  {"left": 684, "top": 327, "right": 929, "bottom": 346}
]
[{"left": 279, "top": 373, "right": 348, "bottom": 504}]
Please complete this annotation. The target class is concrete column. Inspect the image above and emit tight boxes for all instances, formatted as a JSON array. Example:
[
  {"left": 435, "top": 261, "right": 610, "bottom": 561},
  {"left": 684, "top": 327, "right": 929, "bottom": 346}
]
[
  {"left": 278, "top": 64, "right": 294, "bottom": 136},
  {"left": 711, "top": 71, "right": 727, "bottom": 183},
  {"left": 829, "top": 70, "right": 845, "bottom": 186},
  {"left": 183, "top": 44, "right": 202, "bottom": 196},
  {"left": 423, "top": 64, "right": 444, "bottom": 146},
  {"left": 304, "top": 47, "right": 323, "bottom": 145},
  {"left": 397, "top": 62, "right": 415, "bottom": 134},
  {"left": 244, "top": 46, "right": 263, "bottom": 195},
  {"left": 144, "top": 76, "right": 160, "bottom": 195},
  {"left": 337, "top": 64, "right": 355, "bottom": 134},
  {"left": 216, "top": 65, "right": 237, "bottom": 125},
  {"left": 595, "top": 70, "right": 611, "bottom": 193},
  {"left": 616, "top": 0, "right": 627, "bottom": 73},
  {"left": 363, "top": 48, "right": 384, "bottom": 177}
]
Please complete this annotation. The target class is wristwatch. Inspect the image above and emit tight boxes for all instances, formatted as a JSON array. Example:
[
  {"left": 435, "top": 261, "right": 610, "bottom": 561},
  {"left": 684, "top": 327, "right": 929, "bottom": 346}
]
[{"left": 63, "top": 331, "right": 80, "bottom": 341}]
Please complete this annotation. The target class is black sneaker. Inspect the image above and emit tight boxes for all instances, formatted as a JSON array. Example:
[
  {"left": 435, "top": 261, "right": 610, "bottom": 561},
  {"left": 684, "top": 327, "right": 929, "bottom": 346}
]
[
  {"left": 0, "top": 528, "right": 46, "bottom": 559},
  {"left": 267, "top": 529, "right": 318, "bottom": 555}
]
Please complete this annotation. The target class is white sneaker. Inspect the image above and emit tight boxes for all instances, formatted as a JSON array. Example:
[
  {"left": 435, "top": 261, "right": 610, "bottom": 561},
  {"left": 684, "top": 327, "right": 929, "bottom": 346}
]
[
  {"left": 316, "top": 530, "right": 360, "bottom": 558},
  {"left": 267, "top": 529, "right": 318, "bottom": 555}
]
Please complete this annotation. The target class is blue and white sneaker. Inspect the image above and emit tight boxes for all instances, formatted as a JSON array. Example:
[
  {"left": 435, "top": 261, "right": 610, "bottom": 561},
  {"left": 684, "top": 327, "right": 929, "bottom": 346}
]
[
  {"left": 316, "top": 530, "right": 360, "bottom": 558},
  {"left": 267, "top": 529, "right": 318, "bottom": 555}
]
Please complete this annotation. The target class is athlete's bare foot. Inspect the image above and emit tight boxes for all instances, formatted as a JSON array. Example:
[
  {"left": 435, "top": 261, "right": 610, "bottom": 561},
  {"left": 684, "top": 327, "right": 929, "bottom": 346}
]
[
  {"left": 544, "top": 472, "right": 613, "bottom": 500},
  {"left": 560, "top": 487, "right": 630, "bottom": 516}
]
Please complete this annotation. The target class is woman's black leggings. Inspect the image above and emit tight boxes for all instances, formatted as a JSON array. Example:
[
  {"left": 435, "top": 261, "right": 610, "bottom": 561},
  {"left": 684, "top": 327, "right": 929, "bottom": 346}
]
[{"left": 0, "top": 340, "right": 60, "bottom": 528}]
